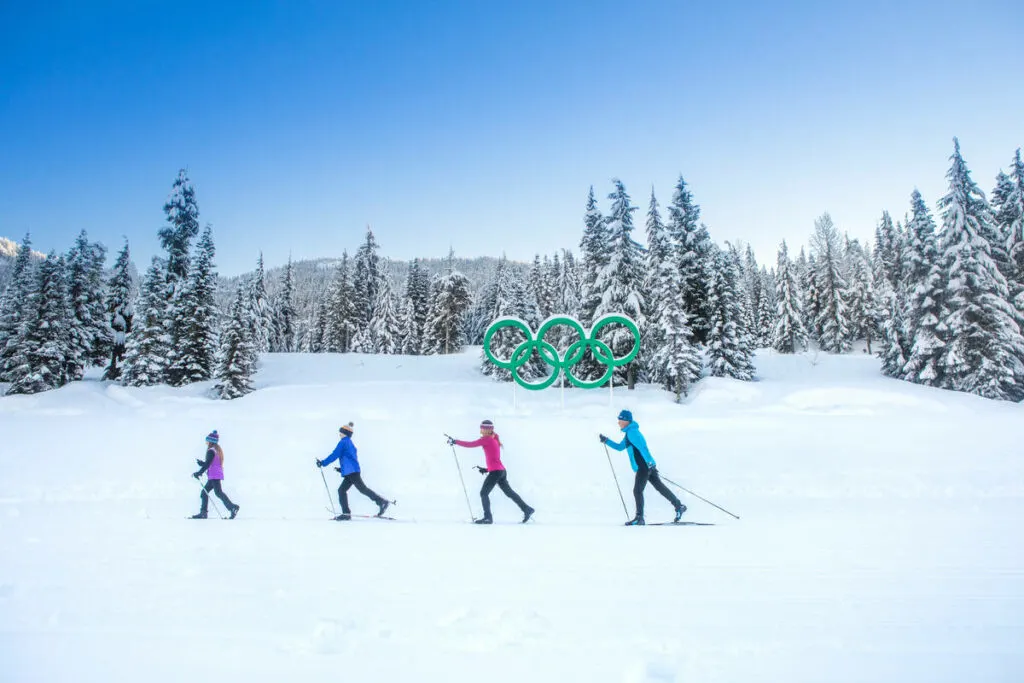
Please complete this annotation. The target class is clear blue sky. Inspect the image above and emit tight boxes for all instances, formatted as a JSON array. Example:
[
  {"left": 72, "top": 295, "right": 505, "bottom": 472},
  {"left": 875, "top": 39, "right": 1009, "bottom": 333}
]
[{"left": 1, "top": 0, "right": 1022, "bottom": 275}]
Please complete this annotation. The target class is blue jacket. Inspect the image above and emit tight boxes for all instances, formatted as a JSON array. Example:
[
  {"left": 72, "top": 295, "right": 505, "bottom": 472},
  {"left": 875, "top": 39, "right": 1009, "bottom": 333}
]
[
  {"left": 321, "top": 436, "right": 360, "bottom": 475},
  {"left": 606, "top": 422, "right": 656, "bottom": 472}
]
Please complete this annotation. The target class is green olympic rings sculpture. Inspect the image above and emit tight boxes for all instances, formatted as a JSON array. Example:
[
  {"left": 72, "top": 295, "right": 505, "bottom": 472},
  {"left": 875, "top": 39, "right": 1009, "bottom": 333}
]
[{"left": 483, "top": 314, "right": 641, "bottom": 390}]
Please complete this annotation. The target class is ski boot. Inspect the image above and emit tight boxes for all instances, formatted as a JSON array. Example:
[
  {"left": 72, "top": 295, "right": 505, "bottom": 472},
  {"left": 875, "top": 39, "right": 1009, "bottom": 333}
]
[
  {"left": 624, "top": 516, "right": 645, "bottom": 526},
  {"left": 521, "top": 506, "right": 535, "bottom": 524},
  {"left": 673, "top": 504, "right": 687, "bottom": 523},
  {"left": 334, "top": 513, "right": 352, "bottom": 521},
  {"left": 474, "top": 516, "right": 493, "bottom": 525},
  {"left": 229, "top": 504, "right": 240, "bottom": 520},
  {"left": 376, "top": 500, "right": 390, "bottom": 518},
  {"left": 190, "top": 512, "right": 207, "bottom": 519}
]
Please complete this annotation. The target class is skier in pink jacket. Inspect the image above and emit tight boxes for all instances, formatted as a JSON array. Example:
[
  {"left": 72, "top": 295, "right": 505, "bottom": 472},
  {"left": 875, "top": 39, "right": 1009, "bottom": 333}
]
[{"left": 449, "top": 419, "right": 534, "bottom": 524}]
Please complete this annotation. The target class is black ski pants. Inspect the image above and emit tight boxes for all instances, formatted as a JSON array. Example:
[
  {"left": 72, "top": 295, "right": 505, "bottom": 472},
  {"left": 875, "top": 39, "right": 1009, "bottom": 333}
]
[
  {"left": 480, "top": 470, "right": 529, "bottom": 519},
  {"left": 633, "top": 466, "right": 680, "bottom": 518},
  {"left": 200, "top": 479, "right": 235, "bottom": 514},
  {"left": 339, "top": 473, "right": 384, "bottom": 513}
]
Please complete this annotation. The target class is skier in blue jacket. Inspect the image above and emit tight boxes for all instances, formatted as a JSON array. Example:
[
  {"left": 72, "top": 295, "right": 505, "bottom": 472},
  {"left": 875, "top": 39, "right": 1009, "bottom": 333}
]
[
  {"left": 316, "top": 422, "right": 390, "bottom": 520},
  {"left": 600, "top": 409, "right": 686, "bottom": 526}
]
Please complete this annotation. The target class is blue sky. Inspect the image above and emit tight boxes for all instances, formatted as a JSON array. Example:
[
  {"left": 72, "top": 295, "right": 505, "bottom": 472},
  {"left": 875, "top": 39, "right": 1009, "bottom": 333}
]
[{"left": 1, "top": 0, "right": 1022, "bottom": 275}]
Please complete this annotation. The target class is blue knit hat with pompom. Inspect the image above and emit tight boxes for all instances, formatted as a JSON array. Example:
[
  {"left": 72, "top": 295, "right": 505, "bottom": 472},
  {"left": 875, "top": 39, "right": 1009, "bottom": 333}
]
[{"left": 205, "top": 430, "right": 219, "bottom": 444}]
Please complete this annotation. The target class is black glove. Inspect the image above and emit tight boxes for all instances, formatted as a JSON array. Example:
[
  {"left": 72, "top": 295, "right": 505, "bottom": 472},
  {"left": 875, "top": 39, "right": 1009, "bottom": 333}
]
[
  {"left": 195, "top": 459, "right": 204, "bottom": 468},
  {"left": 192, "top": 471, "right": 201, "bottom": 479},
  {"left": 315, "top": 458, "right": 323, "bottom": 468},
  {"left": 474, "top": 466, "right": 488, "bottom": 474},
  {"left": 447, "top": 437, "right": 456, "bottom": 446},
  {"left": 599, "top": 434, "right": 608, "bottom": 444},
  {"left": 334, "top": 466, "right": 342, "bottom": 473}
]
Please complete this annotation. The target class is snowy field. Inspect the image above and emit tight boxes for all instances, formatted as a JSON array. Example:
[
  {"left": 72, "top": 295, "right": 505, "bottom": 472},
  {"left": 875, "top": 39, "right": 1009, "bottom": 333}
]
[{"left": 1, "top": 349, "right": 1023, "bottom": 683}]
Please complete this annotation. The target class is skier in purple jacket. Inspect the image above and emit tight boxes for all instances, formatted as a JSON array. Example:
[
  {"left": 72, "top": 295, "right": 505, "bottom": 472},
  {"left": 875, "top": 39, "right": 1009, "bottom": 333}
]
[
  {"left": 191, "top": 430, "right": 240, "bottom": 519},
  {"left": 316, "top": 422, "right": 390, "bottom": 520}
]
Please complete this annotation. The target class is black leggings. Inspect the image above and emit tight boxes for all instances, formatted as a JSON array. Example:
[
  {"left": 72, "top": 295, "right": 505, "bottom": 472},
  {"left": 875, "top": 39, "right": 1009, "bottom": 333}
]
[
  {"left": 633, "top": 467, "right": 680, "bottom": 518},
  {"left": 480, "top": 470, "right": 530, "bottom": 519},
  {"left": 339, "top": 473, "right": 384, "bottom": 513},
  {"left": 200, "top": 479, "right": 235, "bottom": 513}
]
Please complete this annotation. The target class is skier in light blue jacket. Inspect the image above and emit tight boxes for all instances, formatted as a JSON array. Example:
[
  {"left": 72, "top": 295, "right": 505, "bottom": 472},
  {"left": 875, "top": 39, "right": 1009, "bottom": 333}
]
[{"left": 600, "top": 409, "right": 685, "bottom": 526}]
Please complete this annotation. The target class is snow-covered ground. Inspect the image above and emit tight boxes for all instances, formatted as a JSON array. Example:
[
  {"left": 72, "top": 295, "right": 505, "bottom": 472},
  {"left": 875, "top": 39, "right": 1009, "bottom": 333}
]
[{"left": 1, "top": 349, "right": 1022, "bottom": 682}]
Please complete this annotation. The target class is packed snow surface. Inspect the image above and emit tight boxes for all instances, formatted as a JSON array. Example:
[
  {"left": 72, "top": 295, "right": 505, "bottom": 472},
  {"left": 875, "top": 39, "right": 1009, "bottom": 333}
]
[{"left": 1, "top": 349, "right": 1022, "bottom": 682}]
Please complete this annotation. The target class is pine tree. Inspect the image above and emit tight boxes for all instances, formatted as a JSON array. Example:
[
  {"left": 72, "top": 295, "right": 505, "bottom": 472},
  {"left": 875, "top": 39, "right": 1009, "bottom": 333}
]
[
  {"left": 480, "top": 257, "right": 545, "bottom": 381},
  {"left": 557, "top": 250, "right": 582, "bottom": 317},
  {"left": 936, "top": 138, "right": 1024, "bottom": 400},
  {"left": 213, "top": 285, "right": 257, "bottom": 399},
  {"left": 423, "top": 251, "right": 472, "bottom": 355},
  {"left": 121, "top": 258, "right": 171, "bottom": 386},
  {"left": 743, "top": 245, "right": 763, "bottom": 344},
  {"left": 902, "top": 189, "right": 946, "bottom": 385},
  {"left": 64, "top": 230, "right": 110, "bottom": 380},
  {"left": 592, "top": 179, "right": 646, "bottom": 388},
  {"left": 353, "top": 227, "right": 382, "bottom": 332},
  {"left": 326, "top": 252, "right": 357, "bottom": 353},
  {"left": 404, "top": 258, "right": 432, "bottom": 354},
  {"left": 247, "top": 253, "right": 273, "bottom": 354},
  {"left": 650, "top": 293, "right": 702, "bottom": 401},
  {"left": 811, "top": 213, "right": 852, "bottom": 353},
  {"left": 1004, "top": 150, "right": 1024, "bottom": 294},
  {"left": 878, "top": 282, "right": 911, "bottom": 378},
  {"left": 578, "top": 186, "right": 610, "bottom": 325},
  {"left": 5, "top": 252, "right": 73, "bottom": 395},
  {"left": 873, "top": 211, "right": 905, "bottom": 291},
  {"left": 845, "top": 238, "right": 882, "bottom": 354},
  {"left": 272, "top": 257, "right": 297, "bottom": 352},
  {"left": 706, "top": 245, "right": 755, "bottom": 380},
  {"left": 772, "top": 241, "right": 807, "bottom": 353},
  {"left": 642, "top": 188, "right": 671, "bottom": 384},
  {"left": 103, "top": 239, "right": 134, "bottom": 380},
  {"left": 666, "top": 175, "right": 713, "bottom": 344},
  {"left": 159, "top": 170, "right": 200, "bottom": 288},
  {"left": 398, "top": 297, "right": 420, "bottom": 355},
  {"left": 0, "top": 233, "right": 37, "bottom": 381},
  {"left": 368, "top": 267, "right": 402, "bottom": 354},
  {"left": 169, "top": 225, "right": 218, "bottom": 384},
  {"left": 757, "top": 267, "right": 777, "bottom": 347}
]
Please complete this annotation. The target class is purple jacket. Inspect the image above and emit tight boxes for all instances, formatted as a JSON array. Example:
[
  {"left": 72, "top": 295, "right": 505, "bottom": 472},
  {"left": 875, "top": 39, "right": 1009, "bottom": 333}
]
[{"left": 197, "top": 446, "right": 224, "bottom": 480}]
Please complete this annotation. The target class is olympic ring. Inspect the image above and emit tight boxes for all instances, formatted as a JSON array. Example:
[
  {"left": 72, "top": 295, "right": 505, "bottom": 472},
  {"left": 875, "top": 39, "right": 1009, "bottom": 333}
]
[{"left": 483, "top": 314, "right": 641, "bottom": 390}]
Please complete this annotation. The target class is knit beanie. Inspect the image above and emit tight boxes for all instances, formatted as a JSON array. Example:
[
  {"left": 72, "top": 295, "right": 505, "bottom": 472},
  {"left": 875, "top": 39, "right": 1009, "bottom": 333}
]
[
  {"left": 339, "top": 422, "right": 355, "bottom": 436},
  {"left": 205, "top": 430, "right": 219, "bottom": 444},
  {"left": 480, "top": 419, "right": 494, "bottom": 432},
  {"left": 617, "top": 410, "right": 633, "bottom": 423}
]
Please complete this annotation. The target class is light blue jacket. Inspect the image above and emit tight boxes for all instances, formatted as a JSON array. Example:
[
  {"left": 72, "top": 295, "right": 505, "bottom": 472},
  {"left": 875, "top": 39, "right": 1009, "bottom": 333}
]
[
  {"left": 605, "top": 422, "right": 655, "bottom": 472},
  {"left": 321, "top": 436, "right": 360, "bottom": 476}
]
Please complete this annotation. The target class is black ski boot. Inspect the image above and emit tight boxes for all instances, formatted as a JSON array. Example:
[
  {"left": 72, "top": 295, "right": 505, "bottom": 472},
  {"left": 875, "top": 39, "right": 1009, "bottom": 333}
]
[
  {"left": 673, "top": 504, "right": 687, "bottom": 523},
  {"left": 521, "top": 506, "right": 535, "bottom": 524},
  {"left": 376, "top": 500, "right": 390, "bottom": 518},
  {"left": 334, "top": 513, "right": 351, "bottom": 521},
  {"left": 474, "top": 516, "right": 493, "bottom": 525},
  {"left": 229, "top": 504, "right": 240, "bottom": 520},
  {"left": 190, "top": 512, "right": 207, "bottom": 519},
  {"left": 625, "top": 516, "right": 645, "bottom": 526}
]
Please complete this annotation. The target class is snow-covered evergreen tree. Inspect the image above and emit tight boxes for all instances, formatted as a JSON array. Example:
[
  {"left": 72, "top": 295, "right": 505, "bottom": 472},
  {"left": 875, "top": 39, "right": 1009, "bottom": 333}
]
[
  {"left": 212, "top": 285, "right": 257, "bottom": 400},
  {"left": 247, "top": 253, "right": 273, "bottom": 354},
  {"left": 121, "top": 258, "right": 171, "bottom": 386},
  {"left": 0, "top": 233, "right": 37, "bottom": 381},
  {"left": 271, "top": 257, "right": 297, "bottom": 352},
  {"left": 1003, "top": 150, "right": 1024, "bottom": 294},
  {"left": 168, "top": 225, "right": 218, "bottom": 384},
  {"left": 901, "top": 189, "right": 946, "bottom": 385},
  {"left": 772, "top": 241, "right": 807, "bottom": 353},
  {"left": 592, "top": 179, "right": 646, "bottom": 387},
  {"left": 666, "top": 175, "right": 713, "bottom": 344},
  {"left": 757, "top": 266, "right": 777, "bottom": 347},
  {"left": 352, "top": 227, "right": 382, "bottom": 332},
  {"left": 873, "top": 211, "right": 905, "bottom": 291},
  {"left": 480, "top": 257, "right": 545, "bottom": 382},
  {"left": 423, "top": 251, "right": 472, "bottom": 355},
  {"left": 845, "top": 238, "right": 881, "bottom": 354},
  {"left": 398, "top": 297, "right": 419, "bottom": 355},
  {"left": 403, "top": 258, "right": 432, "bottom": 354},
  {"left": 642, "top": 188, "right": 671, "bottom": 384},
  {"left": 5, "top": 252, "right": 73, "bottom": 395},
  {"left": 368, "top": 266, "right": 402, "bottom": 354},
  {"left": 878, "top": 283, "right": 911, "bottom": 378},
  {"left": 936, "top": 138, "right": 1024, "bottom": 400},
  {"left": 556, "top": 250, "right": 582, "bottom": 317},
  {"left": 650, "top": 293, "right": 702, "bottom": 401},
  {"left": 706, "top": 245, "right": 755, "bottom": 380},
  {"left": 811, "top": 213, "right": 852, "bottom": 353},
  {"left": 102, "top": 239, "right": 134, "bottom": 380},
  {"left": 743, "top": 245, "right": 763, "bottom": 344},
  {"left": 64, "top": 230, "right": 110, "bottom": 380},
  {"left": 578, "top": 186, "right": 610, "bottom": 325},
  {"left": 159, "top": 170, "right": 200, "bottom": 289},
  {"left": 326, "top": 252, "right": 357, "bottom": 353}
]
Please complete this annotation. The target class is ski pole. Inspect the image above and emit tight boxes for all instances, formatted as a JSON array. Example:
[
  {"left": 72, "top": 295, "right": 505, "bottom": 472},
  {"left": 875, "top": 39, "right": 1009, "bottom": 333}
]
[
  {"left": 659, "top": 473, "right": 740, "bottom": 520},
  {"left": 317, "top": 459, "right": 337, "bottom": 516},
  {"left": 195, "top": 477, "right": 225, "bottom": 519},
  {"left": 602, "top": 443, "right": 630, "bottom": 521},
  {"left": 444, "top": 433, "right": 475, "bottom": 522}
]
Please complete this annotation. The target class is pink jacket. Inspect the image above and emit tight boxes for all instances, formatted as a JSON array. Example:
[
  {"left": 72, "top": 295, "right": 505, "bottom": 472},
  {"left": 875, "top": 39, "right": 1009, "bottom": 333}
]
[{"left": 455, "top": 435, "right": 505, "bottom": 471}]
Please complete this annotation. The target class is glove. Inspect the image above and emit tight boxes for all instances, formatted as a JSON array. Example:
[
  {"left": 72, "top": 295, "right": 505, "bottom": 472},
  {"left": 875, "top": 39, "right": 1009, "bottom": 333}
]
[
  {"left": 315, "top": 459, "right": 323, "bottom": 468},
  {"left": 192, "top": 471, "right": 201, "bottom": 479},
  {"left": 474, "top": 466, "right": 488, "bottom": 474},
  {"left": 447, "top": 437, "right": 456, "bottom": 446},
  {"left": 195, "top": 459, "right": 204, "bottom": 468},
  {"left": 599, "top": 434, "right": 608, "bottom": 444},
  {"left": 334, "top": 467, "right": 342, "bottom": 473}
]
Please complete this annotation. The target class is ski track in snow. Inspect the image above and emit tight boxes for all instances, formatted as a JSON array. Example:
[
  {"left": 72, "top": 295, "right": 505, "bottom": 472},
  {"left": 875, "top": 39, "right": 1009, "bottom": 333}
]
[{"left": 1, "top": 349, "right": 1023, "bottom": 682}]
